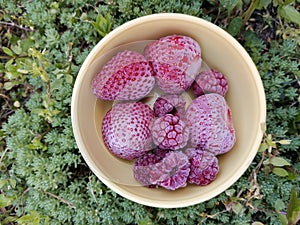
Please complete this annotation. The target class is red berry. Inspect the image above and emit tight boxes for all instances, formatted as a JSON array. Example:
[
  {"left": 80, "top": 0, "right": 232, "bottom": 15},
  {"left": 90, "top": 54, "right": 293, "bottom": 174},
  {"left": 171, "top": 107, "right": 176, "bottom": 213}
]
[
  {"left": 185, "top": 93, "right": 236, "bottom": 155},
  {"left": 102, "top": 102, "right": 155, "bottom": 160},
  {"left": 144, "top": 35, "right": 202, "bottom": 94},
  {"left": 151, "top": 114, "right": 190, "bottom": 150},
  {"left": 184, "top": 148, "right": 219, "bottom": 186},
  {"left": 92, "top": 50, "right": 155, "bottom": 101},
  {"left": 193, "top": 69, "right": 228, "bottom": 97}
]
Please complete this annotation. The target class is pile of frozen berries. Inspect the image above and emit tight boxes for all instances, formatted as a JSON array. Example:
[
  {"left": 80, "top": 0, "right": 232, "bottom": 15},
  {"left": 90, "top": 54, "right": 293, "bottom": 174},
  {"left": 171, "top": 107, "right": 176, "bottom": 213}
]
[{"left": 92, "top": 35, "right": 236, "bottom": 190}]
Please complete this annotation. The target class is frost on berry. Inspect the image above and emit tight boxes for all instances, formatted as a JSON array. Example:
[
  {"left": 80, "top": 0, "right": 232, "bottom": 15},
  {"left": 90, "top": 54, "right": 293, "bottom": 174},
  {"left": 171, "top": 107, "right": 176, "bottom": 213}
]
[
  {"left": 150, "top": 151, "right": 190, "bottom": 190},
  {"left": 134, "top": 147, "right": 170, "bottom": 186},
  {"left": 185, "top": 93, "right": 236, "bottom": 155},
  {"left": 184, "top": 148, "right": 219, "bottom": 186},
  {"left": 102, "top": 102, "right": 155, "bottom": 160},
  {"left": 151, "top": 114, "right": 190, "bottom": 150},
  {"left": 144, "top": 35, "right": 202, "bottom": 94},
  {"left": 153, "top": 94, "right": 186, "bottom": 118},
  {"left": 193, "top": 69, "right": 228, "bottom": 97},
  {"left": 92, "top": 50, "right": 155, "bottom": 101}
]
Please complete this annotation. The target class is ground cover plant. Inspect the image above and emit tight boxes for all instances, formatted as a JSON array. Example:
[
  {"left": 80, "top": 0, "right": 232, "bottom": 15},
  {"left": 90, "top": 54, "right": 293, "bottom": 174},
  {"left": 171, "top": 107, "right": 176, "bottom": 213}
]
[{"left": 0, "top": 0, "right": 299, "bottom": 224}]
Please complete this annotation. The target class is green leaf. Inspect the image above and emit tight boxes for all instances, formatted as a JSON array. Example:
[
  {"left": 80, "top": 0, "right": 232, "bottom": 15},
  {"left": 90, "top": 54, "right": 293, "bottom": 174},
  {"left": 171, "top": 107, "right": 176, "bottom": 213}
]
[
  {"left": 65, "top": 74, "right": 73, "bottom": 84},
  {"left": 2, "top": 47, "right": 14, "bottom": 57},
  {"left": 266, "top": 134, "right": 277, "bottom": 148},
  {"left": 138, "top": 218, "right": 155, "bottom": 225},
  {"left": 0, "top": 194, "right": 15, "bottom": 207},
  {"left": 286, "top": 189, "right": 300, "bottom": 224},
  {"left": 220, "top": 0, "right": 239, "bottom": 12},
  {"left": 278, "top": 139, "right": 291, "bottom": 145},
  {"left": 278, "top": 5, "right": 300, "bottom": 26},
  {"left": 11, "top": 45, "right": 22, "bottom": 55},
  {"left": 225, "top": 188, "right": 236, "bottom": 197},
  {"left": 40, "top": 70, "right": 50, "bottom": 82},
  {"left": 51, "top": 79, "right": 63, "bottom": 91},
  {"left": 9, "top": 179, "right": 16, "bottom": 188},
  {"left": 80, "top": 12, "right": 88, "bottom": 21},
  {"left": 2, "top": 215, "right": 17, "bottom": 224},
  {"left": 258, "top": 143, "right": 268, "bottom": 152},
  {"left": 232, "top": 202, "right": 245, "bottom": 215},
  {"left": 17, "top": 69, "right": 30, "bottom": 74},
  {"left": 272, "top": 168, "right": 289, "bottom": 177},
  {"left": 228, "top": 17, "right": 243, "bottom": 36},
  {"left": 0, "top": 179, "right": 7, "bottom": 189},
  {"left": 16, "top": 211, "right": 41, "bottom": 225},
  {"left": 4, "top": 82, "right": 14, "bottom": 90},
  {"left": 286, "top": 171, "right": 298, "bottom": 181},
  {"left": 0, "top": 62, "right": 4, "bottom": 72},
  {"left": 28, "top": 137, "right": 47, "bottom": 151},
  {"left": 274, "top": 199, "right": 286, "bottom": 212},
  {"left": 92, "top": 13, "right": 112, "bottom": 37},
  {"left": 274, "top": 0, "right": 294, "bottom": 6},
  {"left": 254, "top": 0, "right": 272, "bottom": 9},
  {"left": 269, "top": 157, "right": 291, "bottom": 167},
  {"left": 44, "top": 216, "right": 50, "bottom": 225},
  {"left": 5, "top": 58, "right": 14, "bottom": 69},
  {"left": 21, "top": 38, "right": 35, "bottom": 52},
  {"left": 278, "top": 213, "right": 288, "bottom": 225}
]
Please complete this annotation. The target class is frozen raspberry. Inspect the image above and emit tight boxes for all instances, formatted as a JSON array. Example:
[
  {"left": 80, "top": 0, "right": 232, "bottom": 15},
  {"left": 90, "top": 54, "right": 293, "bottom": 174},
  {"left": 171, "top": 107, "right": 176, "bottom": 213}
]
[
  {"left": 92, "top": 50, "right": 155, "bottom": 101},
  {"left": 134, "top": 147, "right": 170, "bottom": 186},
  {"left": 133, "top": 151, "right": 163, "bottom": 186},
  {"left": 185, "top": 93, "right": 236, "bottom": 155},
  {"left": 151, "top": 151, "right": 190, "bottom": 190},
  {"left": 193, "top": 69, "right": 228, "bottom": 97},
  {"left": 144, "top": 35, "right": 202, "bottom": 94},
  {"left": 102, "top": 102, "right": 155, "bottom": 160},
  {"left": 153, "top": 94, "right": 186, "bottom": 118},
  {"left": 151, "top": 114, "right": 190, "bottom": 150},
  {"left": 184, "top": 148, "right": 219, "bottom": 186}
]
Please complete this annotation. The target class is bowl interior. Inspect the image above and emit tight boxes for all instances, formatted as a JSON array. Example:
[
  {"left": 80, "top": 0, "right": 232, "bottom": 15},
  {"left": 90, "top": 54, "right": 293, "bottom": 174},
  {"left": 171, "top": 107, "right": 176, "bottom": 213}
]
[{"left": 72, "top": 14, "right": 266, "bottom": 208}]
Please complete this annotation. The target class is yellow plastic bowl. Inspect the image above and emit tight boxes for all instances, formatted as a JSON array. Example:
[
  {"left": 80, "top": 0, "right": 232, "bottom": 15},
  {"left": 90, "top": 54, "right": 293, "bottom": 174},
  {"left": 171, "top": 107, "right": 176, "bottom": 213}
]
[{"left": 71, "top": 13, "right": 266, "bottom": 208}]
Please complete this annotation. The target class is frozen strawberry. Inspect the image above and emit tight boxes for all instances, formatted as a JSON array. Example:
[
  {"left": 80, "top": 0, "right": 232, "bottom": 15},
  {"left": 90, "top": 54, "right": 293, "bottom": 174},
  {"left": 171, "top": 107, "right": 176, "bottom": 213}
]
[
  {"left": 184, "top": 148, "right": 219, "bottom": 185},
  {"left": 102, "top": 102, "right": 155, "bottom": 160},
  {"left": 193, "top": 69, "right": 228, "bottom": 97},
  {"left": 92, "top": 50, "right": 155, "bottom": 101},
  {"left": 185, "top": 93, "right": 236, "bottom": 155},
  {"left": 144, "top": 35, "right": 202, "bottom": 94},
  {"left": 151, "top": 114, "right": 189, "bottom": 150},
  {"left": 153, "top": 94, "right": 186, "bottom": 118}
]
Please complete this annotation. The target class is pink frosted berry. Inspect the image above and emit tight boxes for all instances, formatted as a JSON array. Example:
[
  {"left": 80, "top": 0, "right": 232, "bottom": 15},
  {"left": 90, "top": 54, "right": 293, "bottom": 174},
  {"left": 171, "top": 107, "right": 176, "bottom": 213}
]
[
  {"left": 153, "top": 94, "right": 186, "bottom": 118},
  {"left": 134, "top": 147, "right": 170, "bottom": 186},
  {"left": 151, "top": 151, "right": 190, "bottom": 190},
  {"left": 151, "top": 114, "right": 190, "bottom": 150},
  {"left": 144, "top": 35, "right": 202, "bottom": 94},
  {"left": 184, "top": 148, "right": 219, "bottom": 186},
  {"left": 102, "top": 102, "right": 155, "bottom": 160},
  {"left": 92, "top": 50, "right": 155, "bottom": 101},
  {"left": 193, "top": 69, "right": 228, "bottom": 97},
  {"left": 185, "top": 93, "right": 236, "bottom": 155}
]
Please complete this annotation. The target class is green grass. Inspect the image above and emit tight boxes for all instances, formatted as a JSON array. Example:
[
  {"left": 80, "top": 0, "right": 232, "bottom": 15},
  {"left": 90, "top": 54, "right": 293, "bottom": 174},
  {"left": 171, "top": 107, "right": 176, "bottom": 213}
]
[{"left": 0, "top": 0, "right": 299, "bottom": 224}]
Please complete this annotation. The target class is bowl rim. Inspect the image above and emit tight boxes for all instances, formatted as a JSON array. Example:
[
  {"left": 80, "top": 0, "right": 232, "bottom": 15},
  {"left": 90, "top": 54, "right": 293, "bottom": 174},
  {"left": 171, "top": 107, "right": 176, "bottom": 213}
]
[{"left": 71, "top": 13, "right": 266, "bottom": 208}]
